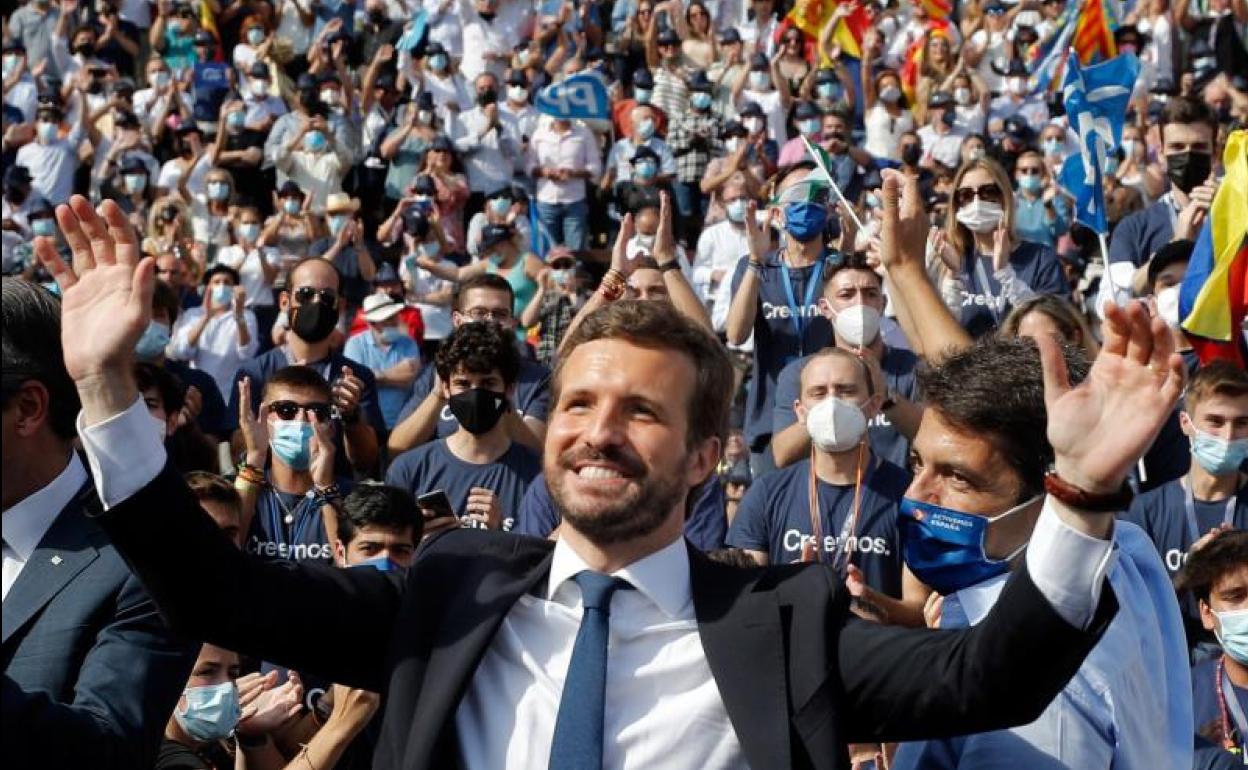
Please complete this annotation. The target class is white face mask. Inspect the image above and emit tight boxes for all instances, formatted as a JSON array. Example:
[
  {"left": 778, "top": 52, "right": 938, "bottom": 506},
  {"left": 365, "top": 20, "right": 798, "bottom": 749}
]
[
  {"left": 1155, "top": 285, "right": 1182, "bottom": 330},
  {"left": 744, "top": 117, "right": 764, "bottom": 134},
  {"left": 879, "top": 85, "right": 902, "bottom": 104},
  {"left": 250, "top": 79, "right": 268, "bottom": 97},
  {"left": 749, "top": 71, "right": 770, "bottom": 90},
  {"left": 507, "top": 85, "right": 528, "bottom": 103},
  {"left": 954, "top": 87, "right": 972, "bottom": 105},
  {"left": 833, "top": 304, "right": 882, "bottom": 347},
  {"left": 955, "top": 199, "right": 1004, "bottom": 233},
  {"left": 805, "top": 395, "right": 868, "bottom": 454},
  {"left": 725, "top": 137, "right": 741, "bottom": 154}
]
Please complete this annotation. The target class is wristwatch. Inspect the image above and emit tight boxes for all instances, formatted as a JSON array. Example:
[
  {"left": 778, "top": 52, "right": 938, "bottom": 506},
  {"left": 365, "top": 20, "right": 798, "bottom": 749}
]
[{"left": 659, "top": 260, "right": 682, "bottom": 273}]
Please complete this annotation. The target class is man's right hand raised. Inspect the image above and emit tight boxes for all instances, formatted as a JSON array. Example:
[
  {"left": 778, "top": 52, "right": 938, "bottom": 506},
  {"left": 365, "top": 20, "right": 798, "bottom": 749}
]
[{"left": 35, "top": 195, "right": 154, "bottom": 427}]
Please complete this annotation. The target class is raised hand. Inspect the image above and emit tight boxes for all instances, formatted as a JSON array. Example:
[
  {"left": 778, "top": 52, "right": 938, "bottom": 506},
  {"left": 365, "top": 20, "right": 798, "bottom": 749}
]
[
  {"left": 34, "top": 196, "right": 154, "bottom": 425},
  {"left": 238, "top": 376, "right": 270, "bottom": 467},
  {"left": 464, "top": 487, "right": 502, "bottom": 529},
  {"left": 1037, "top": 301, "right": 1185, "bottom": 499},
  {"left": 990, "top": 221, "right": 1010, "bottom": 273},
  {"left": 328, "top": 684, "right": 380, "bottom": 729},
  {"left": 332, "top": 365, "right": 363, "bottom": 420},
  {"left": 611, "top": 212, "right": 635, "bottom": 273},
  {"left": 237, "top": 671, "right": 304, "bottom": 736},
  {"left": 878, "top": 169, "right": 928, "bottom": 274},
  {"left": 308, "top": 411, "right": 337, "bottom": 488},
  {"left": 652, "top": 191, "right": 677, "bottom": 267}
]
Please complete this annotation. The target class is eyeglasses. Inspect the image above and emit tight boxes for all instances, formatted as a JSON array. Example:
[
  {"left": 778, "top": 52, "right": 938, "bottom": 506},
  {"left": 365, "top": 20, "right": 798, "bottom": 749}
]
[
  {"left": 954, "top": 183, "right": 1004, "bottom": 206},
  {"left": 267, "top": 400, "right": 334, "bottom": 421},
  {"left": 292, "top": 286, "right": 339, "bottom": 307},
  {"left": 461, "top": 307, "right": 512, "bottom": 322}
]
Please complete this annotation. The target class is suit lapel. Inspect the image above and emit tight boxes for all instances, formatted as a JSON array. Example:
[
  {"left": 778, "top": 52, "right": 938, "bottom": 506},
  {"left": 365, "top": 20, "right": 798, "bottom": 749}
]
[
  {"left": 690, "top": 546, "right": 792, "bottom": 770},
  {"left": 3, "top": 486, "right": 100, "bottom": 646}
]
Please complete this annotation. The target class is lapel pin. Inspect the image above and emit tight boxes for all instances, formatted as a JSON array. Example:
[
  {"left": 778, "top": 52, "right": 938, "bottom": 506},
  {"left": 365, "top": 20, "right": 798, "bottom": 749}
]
[{"left": 50, "top": 555, "right": 63, "bottom": 566}]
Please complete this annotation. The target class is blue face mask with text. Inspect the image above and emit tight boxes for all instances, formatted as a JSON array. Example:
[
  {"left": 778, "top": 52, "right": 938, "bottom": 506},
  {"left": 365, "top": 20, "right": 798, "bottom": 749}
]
[
  {"left": 782, "top": 201, "right": 829, "bottom": 243},
  {"left": 898, "top": 496, "right": 1035, "bottom": 595}
]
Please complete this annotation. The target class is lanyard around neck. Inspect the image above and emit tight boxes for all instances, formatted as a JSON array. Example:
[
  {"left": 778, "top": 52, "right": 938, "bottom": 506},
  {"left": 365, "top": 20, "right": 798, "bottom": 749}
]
[
  {"left": 1182, "top": 480, "right": 1238, "bottom": 544},
  {"left": 780, "top": 255, "right": 824, "bottom": 356}
]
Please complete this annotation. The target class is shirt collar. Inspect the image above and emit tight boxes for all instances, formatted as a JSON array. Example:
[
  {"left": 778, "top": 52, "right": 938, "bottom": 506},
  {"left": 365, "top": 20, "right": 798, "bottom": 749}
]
[
  {"left": 547, "top": 535, "right": 693, "bottom": 620},
  {"left": 2, "top": 452, "right": 87, "bottom": 561},
  {"left": 944, "top": 571, "right": 1009, "bottom": 628}
]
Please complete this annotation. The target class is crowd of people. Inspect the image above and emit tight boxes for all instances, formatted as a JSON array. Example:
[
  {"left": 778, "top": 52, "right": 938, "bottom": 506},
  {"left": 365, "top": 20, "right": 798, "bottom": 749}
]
[{"left": 3, "top": 0, "right": 1248, "bottom": 766}]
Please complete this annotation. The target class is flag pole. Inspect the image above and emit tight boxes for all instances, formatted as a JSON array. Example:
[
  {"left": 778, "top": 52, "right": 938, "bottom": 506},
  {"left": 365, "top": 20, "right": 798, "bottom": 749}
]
[{"left": 800, "top": 135, "right": 866, "bottom": 232}]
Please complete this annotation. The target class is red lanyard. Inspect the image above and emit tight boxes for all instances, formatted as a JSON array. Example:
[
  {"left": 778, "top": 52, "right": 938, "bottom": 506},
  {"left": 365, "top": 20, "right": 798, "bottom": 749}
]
[
  {"left": 805, "top": 442, "right": 869, "bottom": 571},
  {"left": 1216, "top": 657, "right": 1246, "bottom": 754}
]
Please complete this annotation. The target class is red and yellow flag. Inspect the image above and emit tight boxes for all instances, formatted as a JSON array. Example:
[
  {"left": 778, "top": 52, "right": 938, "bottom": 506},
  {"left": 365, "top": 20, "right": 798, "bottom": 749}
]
[
  {"left": 919, "top": 0, "right": 952, "bottom": 21},
  {"left": 785, "top": 0, "right": 871, "bottom": 60},
  {"left": 1073, "top": 0, "right": 1116, "bottom": 64}
]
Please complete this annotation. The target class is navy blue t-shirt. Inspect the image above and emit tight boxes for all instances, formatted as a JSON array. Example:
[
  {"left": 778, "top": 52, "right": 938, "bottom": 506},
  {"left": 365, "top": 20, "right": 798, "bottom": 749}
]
[
  {"left": 1133, "top": 408, "right": 1192, "bottom": 493},
  {"left": 246, "top": 485, "right": 346, "bottom": 562},
  {"left": 512, "top": 471, "right": 727, "bottom": 552},
  {"left": 772, "top": 347, "right": 920, "bottom": 469},
  {"left": 1109, "top": 196, "right": 1177, "bottom": 268},
  {"left": 385, "top": 439, "right": 542, "bottom": 531},
  {"left": 955, "top": 241, "right": 1069, "bottom": 338},
  {"left": 1122, "top": 477, "right": 1248, "bottom": 578},
  {"left": 1191, "top": 656, "right": 1248, "bottom": 755},
  {"left": 729, "top": 253, "right": 835, "bottom": 451},
  {"left": 164, "top": 358, "right": 230, "bottom": 438},
  {"left": 725, "top": 456, "right": 910, "bottom": 597},
  {"left": 227, "top": 347, "right": 386, "bottom": 477},
  {"left": 394, "top": 357, "right": 552, "bottom": 438}
]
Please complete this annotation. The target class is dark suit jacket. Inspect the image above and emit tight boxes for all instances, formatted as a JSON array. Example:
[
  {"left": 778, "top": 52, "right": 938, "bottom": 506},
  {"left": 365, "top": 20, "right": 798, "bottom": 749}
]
[
  {"left": 101, "top": 463, "right": 1117, "bottom": 770},
  {"left": 2, "top": 478, "right": 196, "bottom": 770}
]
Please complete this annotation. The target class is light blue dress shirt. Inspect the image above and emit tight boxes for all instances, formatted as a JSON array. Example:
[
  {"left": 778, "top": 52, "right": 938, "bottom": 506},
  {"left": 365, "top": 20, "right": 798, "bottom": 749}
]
[
  {"left": 343, "top": 330, "right": 421, "bottom": 430},
  {"left": 1013, "top": 192, "right": 1070, "bottom": 249},
  {"left": 892, "top": 520, "right": 1194, "bottom": 770}
]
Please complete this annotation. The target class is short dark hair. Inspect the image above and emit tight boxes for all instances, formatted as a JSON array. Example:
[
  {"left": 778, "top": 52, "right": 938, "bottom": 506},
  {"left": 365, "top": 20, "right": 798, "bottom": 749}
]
[
  {"left": 185, "top": 471, "right": 242, "bottom": 515},
  {"left": 825, "top": 252, "right": 882, "bottom": 287},
  {"left": 1160, "top": 96, "right": 1218, "bottom": 141},
  {"left": 631, "top": 257, "right": 662, "bottom": 272},
  {"left": 918, "top": 337, "right": 1090, "bottom": 500},
  {"left": 554, "top": 300, "right": 733, "bottom": 448},
  {"left": 1, "top": 278, "right": 79, "bottom": 439},
  {"left": 452, "top": 273, "right": 514, "bottom": 311},
  {"left": 151, "top": 279, "right": 181, "bottom": 325},
  {"left": 435, "top": 321, "right": 521, "bottom": 385},
  {"left": 135, "top": 361, "right": 185, "bottom": 414},
  {"left": 1177, "top": 530, "right": 1248, "bottom": 604},
  {"left": 335, "top": 483, "right": 421, "bottom": 546},
  {"left": 264, "top": 365, "right": 332, "bottom": 400}
]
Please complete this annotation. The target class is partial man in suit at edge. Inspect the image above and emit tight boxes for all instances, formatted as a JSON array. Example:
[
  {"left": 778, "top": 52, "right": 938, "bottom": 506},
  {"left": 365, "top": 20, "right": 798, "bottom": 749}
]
[
  {"left": 1, "top": 276, "right": 195, "bottom": 768},
  {"left": 36, "top": 165, "right": 1186, "bottom": 769}
]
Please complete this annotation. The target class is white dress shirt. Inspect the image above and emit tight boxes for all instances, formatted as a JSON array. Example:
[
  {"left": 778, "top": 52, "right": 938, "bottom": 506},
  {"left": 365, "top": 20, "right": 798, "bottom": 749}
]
[
  {"left": 79, "top": 398, "right": 1119, "bottom": 765},
  {"left": 2, "top": 452, "right": 87, "bottom": 600},
  {"left": 168, "top": 306, "right": 260, "bottom": 397},
  {"left": 526, "top": 122, "right": 603, "bottom": 205},
  {"left": 454, "top": 535, "right": 748, "bottom": 770}
]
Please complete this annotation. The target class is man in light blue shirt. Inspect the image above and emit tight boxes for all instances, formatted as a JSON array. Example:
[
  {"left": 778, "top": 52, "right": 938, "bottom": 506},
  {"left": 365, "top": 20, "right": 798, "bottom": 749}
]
[
  {"left": 1012, "top": 151, "right": 1070, "bottom": 249},
  {"left": 893, "top": 479, "right": 1193, "bottom": 769},
  {"left": 343, "top": 293, "right": 422, "bottom": 430}
]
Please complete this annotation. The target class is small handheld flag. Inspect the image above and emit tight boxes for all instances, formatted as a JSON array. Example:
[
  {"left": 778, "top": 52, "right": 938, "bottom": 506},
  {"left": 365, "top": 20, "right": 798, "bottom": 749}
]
[
  {"left": 534, "top": 73, "right": 611, "bottom": 121},
  {"left": 801, "top": 135, "right": 865, "bottom": 231}
]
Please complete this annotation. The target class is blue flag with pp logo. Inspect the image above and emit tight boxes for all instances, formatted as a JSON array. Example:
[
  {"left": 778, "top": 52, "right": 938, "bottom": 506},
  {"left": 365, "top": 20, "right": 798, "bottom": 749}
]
[
  {"left": 534, "top": 72, "right": 611, "bottom": 121},
  {"left": 1058, "top": 52, "right": 1140, "bottom": 234}
]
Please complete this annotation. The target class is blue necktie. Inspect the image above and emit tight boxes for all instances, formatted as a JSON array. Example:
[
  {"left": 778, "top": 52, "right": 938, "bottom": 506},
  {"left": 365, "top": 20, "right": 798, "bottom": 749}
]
[{"left": 548, "top": 571, "right": 631, "bottom": 770}]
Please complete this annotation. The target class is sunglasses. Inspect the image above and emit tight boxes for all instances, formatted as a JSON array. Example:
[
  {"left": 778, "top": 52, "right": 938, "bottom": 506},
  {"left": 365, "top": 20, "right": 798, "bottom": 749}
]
[
  {"left": 267, "top": 400, "right": 334, "bottom": 421},
  {"left": 292, "top": 286, "right": 339, "bottom": 307},
  {"left": 954, "top": 183, "right": 1004, "bottom": 207}
]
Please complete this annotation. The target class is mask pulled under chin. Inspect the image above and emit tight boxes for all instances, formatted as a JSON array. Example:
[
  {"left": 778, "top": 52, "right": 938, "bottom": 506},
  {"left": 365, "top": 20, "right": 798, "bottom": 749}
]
[
  {"left": 955, "top": 200, "right": 1004, "bottom": 234},
  {"left": 448, "top": 387, "right": 509, "bottom": 435},
  {"left": 898, "top": 495, "right": 1039, "bottom": 595}
]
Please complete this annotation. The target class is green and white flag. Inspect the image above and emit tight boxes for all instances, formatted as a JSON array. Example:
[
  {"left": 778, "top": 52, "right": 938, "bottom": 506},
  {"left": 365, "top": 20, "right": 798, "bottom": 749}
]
[{"left": 799, "top": 135, "right": 864, "bottom": 231}]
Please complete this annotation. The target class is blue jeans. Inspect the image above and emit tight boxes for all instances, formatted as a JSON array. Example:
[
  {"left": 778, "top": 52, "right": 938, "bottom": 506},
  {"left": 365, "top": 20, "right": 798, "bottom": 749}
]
[{"left": 536, "top": 199, "right": 590, "bottom": 252}]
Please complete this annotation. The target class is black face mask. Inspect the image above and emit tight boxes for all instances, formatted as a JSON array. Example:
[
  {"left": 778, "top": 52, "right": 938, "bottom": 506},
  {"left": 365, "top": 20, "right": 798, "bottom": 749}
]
[
  {"left": 901, "top": 143, "right": 922, "bottom": 166},
  {"left": 1165, "top": 151, "right": 1212, "bottom": 194},
  {"left": 73, "top": 44, "right": 94, "bottom": 56},
  {"left": 4, "top": 184, "right": 28, "bottom": 204},
  {"left": 479, "top": 10, "right": 496, "bottom": 21},
  {"left": 290, "top": 301, "right": 338, "bottom": 343},
  {"left": 386, "top": 290, "right": 405, "bottom": 303},
  {"left": 447, "top": 387, "right": 508, "bottom": 435},
  {"left": 367, "top": 7, "right": 387, "bottom": 23},
  {"left": 478, "top": 89, "right": 498, "bottom": 106}
]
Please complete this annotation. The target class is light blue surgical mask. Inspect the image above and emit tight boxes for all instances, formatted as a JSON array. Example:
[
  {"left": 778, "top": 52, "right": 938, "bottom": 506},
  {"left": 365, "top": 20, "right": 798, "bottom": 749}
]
[
  {"left": 1191, "top": 430, "right": 1248, "bottom": 476},
  {"left": 304, "top": 130, "right": 327, "bottom": 152},
  {"left": 380, "top": 326, "right": 407, "bottom": 344},
  {"left": 418, "top": 240, "right": 440, "bottom": 258},
  {"left": 152, "top": 70, "right": 171, "bottom": 89},
  {"left": 691, "top": 91, "right": 712, "bottom": 110},
  {"left": 726, "top": 198, "right": 747, "bottom": 223},
  {"left": 210, "top": 284, "right": 233, "bottom": 306},
  {"left": 634, "top": 159, "right": 658, "bottom": 180},
  {"left": 551, "top": 268, "right": 572, "bottom": 285},
  {"left": 1043, "top": 138, "right": 1063, "bottom": 156},
  {"left": 800, "top": 118, "right": 821, "bottom": 136},
  {"left": 226, "top": 110, "right": 246, "bottom": 129},
  {"left": 123, "top": 173, "right": 147, "bottom": 194},
  {"left": 1018, "top": 175, "right": 1042, "bottom": 193},
  {"left": 135, "top": 321, "right": 171, "bottom": 361},
  {"left": 37, "top": 121, "right": 58, "bottom": 143},
  {"left": 430, "top": 53, "right": 448, "bottom": 71},
  {"left": 636, "top": 118, "right": 656, "bottom": 140},
  {"left": 749, "top": 71, "right": 770, "bottom": 90},
  {"left": 1215, "top": 608, "right": 1248, "bottom": 665},
  {"left": 270, "top": 419, "right": 314, "bottom": 470},
  {"left": 282, "top": 198, "right": 302, "bottom": 215},
  {"left": 31, "top": 218, "right": 57, "bottom": 237},
  {"left": 817, "top": 82, "right": 838, "bottom": 100},
  {"left": 237, "top": 222, "right": 260, "bottom": 241},
  {"left": 2, "top": 54, "right": 19, "bottom": 78},
  {"left": 635, "top": 87, "right": 652, "bottom": 104},
  {"left": 865, "top": 192, "right": 881, "bottom": 209},
  {"left": 207, "top": 181, "right": 230, "bottom": 201},
  {"left": 488, "top": 197, "right": 510, "bottom": 216},
  {"left": 247, "top": 27, "right": 265, "bottom": 46},
  {"left": 328, "top": 214, "right": 349, "bottom": 235},
  {"left": 174, "top": 682, "right": 241, "bottom": 742}
]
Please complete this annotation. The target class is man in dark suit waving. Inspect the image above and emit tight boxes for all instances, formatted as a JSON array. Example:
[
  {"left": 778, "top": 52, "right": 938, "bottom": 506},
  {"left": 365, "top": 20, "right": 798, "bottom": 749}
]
[
  {"left": 1, "top": 277, "right": 195, "bottom": 768},
  {"left": 36, "top": 168, "right": 1186, "bottom": 770}
]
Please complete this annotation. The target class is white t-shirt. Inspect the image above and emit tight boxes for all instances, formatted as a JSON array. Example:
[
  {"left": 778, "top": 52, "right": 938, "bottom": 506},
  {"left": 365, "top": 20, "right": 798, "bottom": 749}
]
[
  {"left": 694, "top": 220, "right": 751, "bottom": 304},
  {"left": 864, "top": 103, "right": 914, "bottom": 161},
  {"left": 917, "top": 125, "right": 968, "bottom": 169},
  {"left": 971, "top": 29, "right": 1010, "bottom": 94},
  {"left": 276, "top": 0, "right": 315, "bottom": 55},
  {"left": 400, "top": 253, "right": 455, "bottom": 340}
]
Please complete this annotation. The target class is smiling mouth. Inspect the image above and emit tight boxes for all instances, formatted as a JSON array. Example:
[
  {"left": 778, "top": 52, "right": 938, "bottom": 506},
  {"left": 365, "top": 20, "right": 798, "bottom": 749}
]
[{"left": 574, "top": 465, "right": 629, "bottom": 480}]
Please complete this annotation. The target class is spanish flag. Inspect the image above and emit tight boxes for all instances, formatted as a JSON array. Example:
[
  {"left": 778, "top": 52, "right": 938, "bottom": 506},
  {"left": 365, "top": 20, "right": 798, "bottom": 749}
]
[
  {"left": 919, "top": 0, "right": 952, "bottom": 21},
  {"left": 900, "top": 19, "right": 953, "bottom": 100},
  {"left": 1179, "top": 130, "right": 1248, "bottom": 368},
  {"left": 1073, "top": 0, "right": 1116, "bottom": 64},
  {"left": 784, "top": 0, "right": 870, "bottom": 60},
  {"left": 199, "top": 1, "right": 222, "bottom": 61}
]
